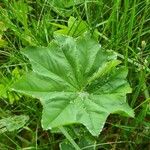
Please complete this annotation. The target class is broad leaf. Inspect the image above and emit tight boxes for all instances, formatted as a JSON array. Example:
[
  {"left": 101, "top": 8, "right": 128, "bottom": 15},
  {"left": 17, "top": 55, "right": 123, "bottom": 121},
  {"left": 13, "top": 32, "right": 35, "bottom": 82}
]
[{"left": 12, "top": 33, "right": 134, "bottom": 136}]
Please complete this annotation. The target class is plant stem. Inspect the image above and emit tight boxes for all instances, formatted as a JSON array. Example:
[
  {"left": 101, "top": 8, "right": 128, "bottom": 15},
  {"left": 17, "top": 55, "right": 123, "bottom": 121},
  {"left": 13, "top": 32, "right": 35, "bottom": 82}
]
[{"left": 59, "top": 126, "right": 81, "bottom": 150}]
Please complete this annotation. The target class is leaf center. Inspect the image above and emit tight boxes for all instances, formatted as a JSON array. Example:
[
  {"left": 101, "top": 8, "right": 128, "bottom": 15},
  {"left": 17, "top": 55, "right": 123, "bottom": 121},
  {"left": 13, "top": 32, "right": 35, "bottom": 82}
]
[{"left": 78, "top": 92, "right": 89, "bottom": 101}]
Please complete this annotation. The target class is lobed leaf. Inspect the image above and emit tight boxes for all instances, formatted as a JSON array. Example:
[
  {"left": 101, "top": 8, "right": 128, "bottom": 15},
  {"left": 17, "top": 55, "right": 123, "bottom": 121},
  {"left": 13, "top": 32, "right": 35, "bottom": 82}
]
[{"left": 12, "top": 33, "right": 134, "bottom": 136}]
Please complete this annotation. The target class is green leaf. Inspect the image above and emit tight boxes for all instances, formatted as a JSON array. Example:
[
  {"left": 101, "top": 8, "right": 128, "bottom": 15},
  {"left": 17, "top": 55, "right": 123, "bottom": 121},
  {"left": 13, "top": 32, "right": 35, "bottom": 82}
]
[
  {"left": 0, "top": 22, "right": 7, "bottom": 32},
  {"left": 12, "top": 33, "right": 134, "bottom": 136},
  {"left": 0, "top": 115, "right": 29, "bottom": 133},
  {"left": 52, "top": 16, "right": 99, "bottom": 40},
  {"left": 0, "top": 67, "right": 21, "bottom": 104},
  {"left": 0, "top": 37, "right": 7, "bottom": 47},
  {"left": 53, "top": 16, "right": 88, "bottom": 37}
]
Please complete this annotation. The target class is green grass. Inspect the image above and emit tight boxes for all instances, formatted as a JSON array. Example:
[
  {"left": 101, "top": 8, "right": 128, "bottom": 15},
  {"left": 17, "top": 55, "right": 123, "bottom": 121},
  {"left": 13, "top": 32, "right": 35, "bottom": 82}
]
[{"left": 0, "top": 0, "right": 150, "bottom": 149}]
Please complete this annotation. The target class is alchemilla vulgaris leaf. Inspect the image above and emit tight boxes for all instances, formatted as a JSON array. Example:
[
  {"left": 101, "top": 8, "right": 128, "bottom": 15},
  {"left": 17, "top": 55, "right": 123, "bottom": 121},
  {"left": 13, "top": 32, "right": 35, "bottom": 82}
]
[{"left": 12, "top": 33, "right": 134, "bottom": 136}]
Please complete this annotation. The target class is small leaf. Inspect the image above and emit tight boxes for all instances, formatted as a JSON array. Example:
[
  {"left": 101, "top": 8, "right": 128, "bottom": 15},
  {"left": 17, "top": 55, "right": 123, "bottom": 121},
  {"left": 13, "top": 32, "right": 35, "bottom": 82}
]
[
  {"left": 54, "top": 16, "right": 88, "bottom": 37},
  {"left": 53, "top": 16, "right": 99, "bottom": 40},
  {"left": 0, "top": 115, "right": 29, "bottom": 133},
  {"left": 0, "top": 38, "right": 7, "bottom": 47},
  {"left": 0, "top": 21, "right": 7, "bottom": 33},
  {"left": 0, "top": 67, "right": 22, "bottom": 103}
]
